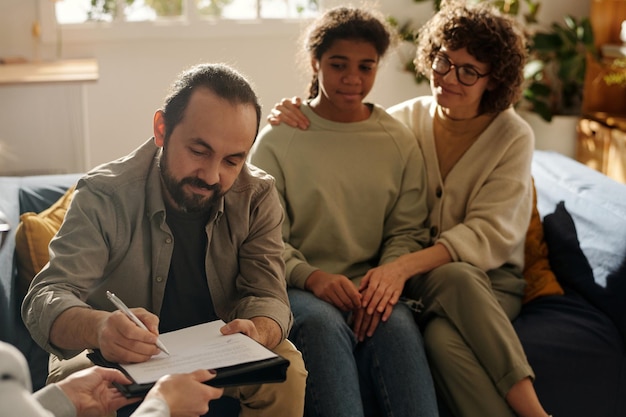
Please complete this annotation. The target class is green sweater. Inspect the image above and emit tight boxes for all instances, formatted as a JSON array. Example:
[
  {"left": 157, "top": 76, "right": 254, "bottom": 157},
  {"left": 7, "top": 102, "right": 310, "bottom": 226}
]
[{"left": 250, "top": 103, "right": 430, "bottom": 289}]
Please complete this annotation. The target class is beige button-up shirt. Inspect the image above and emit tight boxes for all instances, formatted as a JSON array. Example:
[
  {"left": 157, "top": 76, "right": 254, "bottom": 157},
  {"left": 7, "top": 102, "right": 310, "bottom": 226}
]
[{"left": 22, "top": 139, "right": 291, "bottom": 359}]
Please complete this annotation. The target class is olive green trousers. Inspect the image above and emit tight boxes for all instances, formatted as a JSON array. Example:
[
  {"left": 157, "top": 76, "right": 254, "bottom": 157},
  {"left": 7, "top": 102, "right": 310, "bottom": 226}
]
[{"left": 404, "top": 262, "right": 534, "bottom": 417}]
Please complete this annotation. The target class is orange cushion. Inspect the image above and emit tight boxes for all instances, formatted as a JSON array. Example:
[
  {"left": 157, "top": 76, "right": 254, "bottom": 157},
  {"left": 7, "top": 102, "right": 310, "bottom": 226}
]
[
  {"left": 14, "top": 185, "right": 76, "bottom": 298},
  {"left": 523, "top": 180, "right": 564, "bottom": 303}
]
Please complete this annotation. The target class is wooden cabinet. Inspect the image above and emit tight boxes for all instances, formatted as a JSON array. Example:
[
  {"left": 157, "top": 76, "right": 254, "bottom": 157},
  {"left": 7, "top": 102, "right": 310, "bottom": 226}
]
[
  {"left": 583, "top": 0, "right": 626, "bottom": 116},
  {"left": 590, "top": 0, "right": 626, "bottom": 49},
  {"left": 582, "top": 54, "right": 626, "bottom": 117},
  {"left": 577, "top": 114, "right": 626, "bottom": 183},
  {"left": 579, "top": 2, "right": 626, "bottom": 183}
]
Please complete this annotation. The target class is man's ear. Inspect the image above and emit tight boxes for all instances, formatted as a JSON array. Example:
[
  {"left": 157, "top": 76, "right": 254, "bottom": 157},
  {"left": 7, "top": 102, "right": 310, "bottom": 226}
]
[{"left": 153, "top": 110, "right": 166, "bottom": 147}]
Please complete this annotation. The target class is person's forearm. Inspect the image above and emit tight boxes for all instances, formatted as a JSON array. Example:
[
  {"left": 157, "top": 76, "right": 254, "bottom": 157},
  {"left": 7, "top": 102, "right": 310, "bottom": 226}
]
[
  {"left": 399, "top": 243, "right": 452, "bottom": 278},
  {"left": 250, "top": 316, "right": 282, "bottom": 350},
  {"left": 33, "top": 384, "right": 77, "bottom": 417},
  {"left": 50, "top": 307, "right": 110, "bottom": 351}
]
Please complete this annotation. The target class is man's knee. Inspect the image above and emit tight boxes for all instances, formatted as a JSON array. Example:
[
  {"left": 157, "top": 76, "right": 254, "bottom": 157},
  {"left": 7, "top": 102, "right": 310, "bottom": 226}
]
[
  {"left": 47, "top": 349, "right": 93, "bottom": 384},
  {"left": 275, "top": 338, "right": 307, "bottom": 396},
  {"left": 235, "top": 339, "right": 307, "bottom": 417},
  {"left": 48, "top": 350, "right": 117, "bottom": 417}
]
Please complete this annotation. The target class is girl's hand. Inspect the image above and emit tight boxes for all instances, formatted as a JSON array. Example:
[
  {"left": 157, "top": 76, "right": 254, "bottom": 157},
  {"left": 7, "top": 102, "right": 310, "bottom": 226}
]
[{"left": 305, "top": 270, "right": 361, "bottom": 311}]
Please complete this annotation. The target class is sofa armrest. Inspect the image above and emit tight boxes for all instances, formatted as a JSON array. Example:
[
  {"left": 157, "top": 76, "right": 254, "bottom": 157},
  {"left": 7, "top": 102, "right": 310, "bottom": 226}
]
[
  {"left": 532, "top": 150, "right": 626, "bottom": 286},
  {"left": 0, "top": 174, "right": 82, "bottom": 341}
]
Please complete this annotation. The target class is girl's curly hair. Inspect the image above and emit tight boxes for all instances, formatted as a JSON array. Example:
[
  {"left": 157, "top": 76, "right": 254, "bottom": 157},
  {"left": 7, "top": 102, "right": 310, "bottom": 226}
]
[{"left": 415, "top": 1, "right": 528, "bottom": 114}]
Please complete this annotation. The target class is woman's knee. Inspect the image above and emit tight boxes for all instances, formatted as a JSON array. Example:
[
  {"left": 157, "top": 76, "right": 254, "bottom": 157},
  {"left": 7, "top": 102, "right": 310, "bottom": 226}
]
[
  {"left": 431, "top": 263, "right": 488, "bottom": 285},
  {"left": 419, "top": 263, "right": 492, "bottom": 304}
]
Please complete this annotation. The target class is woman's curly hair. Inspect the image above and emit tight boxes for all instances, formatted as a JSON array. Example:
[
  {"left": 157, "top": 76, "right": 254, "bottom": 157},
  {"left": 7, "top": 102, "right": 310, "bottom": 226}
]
[{"left": 415, "top": 1, "right": 528, "bottom": 114}]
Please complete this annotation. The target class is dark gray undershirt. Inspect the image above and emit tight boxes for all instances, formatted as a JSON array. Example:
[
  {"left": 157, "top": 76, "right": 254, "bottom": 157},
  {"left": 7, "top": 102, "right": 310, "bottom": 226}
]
[{"left": 159, "top": 203, "right": 218, "bottom": 333}]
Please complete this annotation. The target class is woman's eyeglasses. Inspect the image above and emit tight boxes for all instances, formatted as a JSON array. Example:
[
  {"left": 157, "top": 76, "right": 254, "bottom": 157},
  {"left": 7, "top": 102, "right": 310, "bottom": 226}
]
[{"left": 431, "top": 54, "right": 490, "bottom": 86}]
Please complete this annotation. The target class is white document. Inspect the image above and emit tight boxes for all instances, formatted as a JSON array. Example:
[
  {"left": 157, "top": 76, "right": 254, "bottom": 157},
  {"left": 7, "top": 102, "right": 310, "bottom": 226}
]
[{"left": 121, "top": 320, "right": 278, "bottom": 384}]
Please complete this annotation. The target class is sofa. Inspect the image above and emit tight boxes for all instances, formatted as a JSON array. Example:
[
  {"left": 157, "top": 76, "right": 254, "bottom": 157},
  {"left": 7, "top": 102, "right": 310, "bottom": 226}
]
[
  {"left": 1, "top": 150, "right": 625, "bottom": 417},
  {"left": 512, "top": 151, "right": 626, "bottom": 417},
  {"left": 0, "top": 173, "right": 80, "bottom": 391}
]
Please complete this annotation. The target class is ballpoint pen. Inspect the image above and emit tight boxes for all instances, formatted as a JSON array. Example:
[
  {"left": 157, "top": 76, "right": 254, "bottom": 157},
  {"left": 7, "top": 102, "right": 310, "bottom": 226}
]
[{"left": 106, "top": 291, "right": 171, "bottom": 355}]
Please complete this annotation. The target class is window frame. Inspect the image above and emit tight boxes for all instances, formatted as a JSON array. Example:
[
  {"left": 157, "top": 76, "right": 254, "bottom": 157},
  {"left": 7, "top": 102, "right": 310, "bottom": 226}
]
[{"left": 39, "top": 0, "right": 321, "bottom": 44}]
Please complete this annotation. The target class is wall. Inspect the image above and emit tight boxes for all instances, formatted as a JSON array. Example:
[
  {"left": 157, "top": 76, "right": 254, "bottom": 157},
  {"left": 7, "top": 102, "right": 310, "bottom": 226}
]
[{"left": 0, "top": 0, "right": 591, "bottom": 174}]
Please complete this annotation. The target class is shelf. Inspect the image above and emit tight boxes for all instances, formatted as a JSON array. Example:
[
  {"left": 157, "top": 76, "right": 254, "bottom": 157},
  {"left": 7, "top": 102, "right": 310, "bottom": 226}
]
[
  {"left": 0, "top": 58, "right": 98, "bottom": 85},
  {"left": 577, "top": 117, "right": 626, "bottom": 184},
  {"left": 584, "top": 112, "right": 626, "bottom": 131}
]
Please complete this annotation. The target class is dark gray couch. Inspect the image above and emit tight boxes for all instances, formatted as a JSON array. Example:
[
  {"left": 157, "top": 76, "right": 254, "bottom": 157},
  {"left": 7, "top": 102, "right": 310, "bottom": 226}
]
[
  {"left": 1, "top": 150, "right": 625, "bottom": 416},
  {"left": 513, "top": 151, "right": 626, "bottom": 417}
]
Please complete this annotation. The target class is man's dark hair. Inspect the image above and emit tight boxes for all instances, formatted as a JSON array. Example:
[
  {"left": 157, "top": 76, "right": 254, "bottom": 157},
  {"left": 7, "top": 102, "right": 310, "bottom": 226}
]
[{"left": 161, "top": 63, "right": 262, "bottom": 140}]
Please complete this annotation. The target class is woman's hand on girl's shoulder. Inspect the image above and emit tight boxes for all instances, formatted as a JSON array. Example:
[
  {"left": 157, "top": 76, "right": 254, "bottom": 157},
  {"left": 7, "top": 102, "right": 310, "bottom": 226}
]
[{"left": 267, "top": 96, "right": 310, "bottom": 129}]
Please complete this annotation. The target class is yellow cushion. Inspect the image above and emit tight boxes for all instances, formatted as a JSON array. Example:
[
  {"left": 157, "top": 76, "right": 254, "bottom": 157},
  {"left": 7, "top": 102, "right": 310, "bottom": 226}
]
[
  {"left": 15, "top": 185, "right": 76, "bottom": 299},
  {"left": 522, "top": 180, "right": 564, "bottom": 303}
]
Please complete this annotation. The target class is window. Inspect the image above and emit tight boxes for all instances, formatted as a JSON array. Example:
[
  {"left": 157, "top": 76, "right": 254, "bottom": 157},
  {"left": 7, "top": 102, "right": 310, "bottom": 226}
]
[
  {"left": 55, "top": 0, "right": 319, "bottom": 23},
  {"left": 39, "top": 0, "right": 320, "bottom": 43}
]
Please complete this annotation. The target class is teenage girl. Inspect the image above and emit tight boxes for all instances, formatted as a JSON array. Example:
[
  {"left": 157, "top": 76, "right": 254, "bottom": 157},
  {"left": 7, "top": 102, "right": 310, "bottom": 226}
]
[{"left": 250, "top": 6, "right": 438, "bottom": 417}]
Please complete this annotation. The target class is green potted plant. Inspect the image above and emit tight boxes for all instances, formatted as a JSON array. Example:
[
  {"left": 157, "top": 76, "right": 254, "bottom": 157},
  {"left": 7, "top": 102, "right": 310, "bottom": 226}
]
[{"left": 521, "top": 15, "right": 599, "bottom": 122}]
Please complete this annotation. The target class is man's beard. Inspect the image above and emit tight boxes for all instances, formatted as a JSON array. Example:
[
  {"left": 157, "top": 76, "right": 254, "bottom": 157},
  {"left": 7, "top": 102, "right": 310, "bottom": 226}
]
[{"left": 159, "top": 151, "right": 223, "bottom": 213}]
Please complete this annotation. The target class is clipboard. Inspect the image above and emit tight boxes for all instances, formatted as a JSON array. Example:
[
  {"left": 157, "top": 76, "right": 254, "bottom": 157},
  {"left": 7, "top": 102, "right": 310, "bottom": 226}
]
[
  {"left": 87, "top": 349, "right": 289, "bottom": 397},
  {"left": 85, "top": 320, "right": 290, "bottom": 398}
]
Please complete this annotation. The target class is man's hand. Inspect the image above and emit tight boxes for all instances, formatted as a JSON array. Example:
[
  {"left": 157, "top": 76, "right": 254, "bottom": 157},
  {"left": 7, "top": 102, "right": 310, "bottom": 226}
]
[
  {"left": 50, "top": 307, "right": 161, "bottom": 364},
  {"left": 98, "top": 308, "right": 162, "bottom": 363},
  {"left": 219, "top": 318, "right": 260, "bottom": 342},
  {"left": 220, "top": 317, "right": 282, "bottom": 350},
  {"left": 57, "top": 366, "right": 139, "bottom": 417},
  {"left": 305, "top": 270, "right": 362, "bottom": 312},
  {"left": 145, "top": 370, "right": 224, "bottom": 417},
  {"left": 267, "top": 96, "right": 309, "bottom": 129}
]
